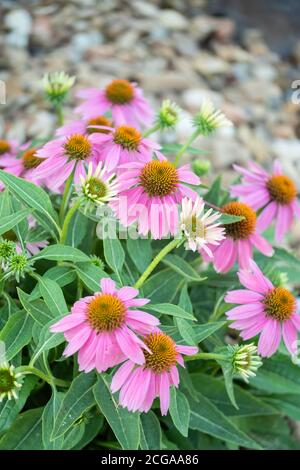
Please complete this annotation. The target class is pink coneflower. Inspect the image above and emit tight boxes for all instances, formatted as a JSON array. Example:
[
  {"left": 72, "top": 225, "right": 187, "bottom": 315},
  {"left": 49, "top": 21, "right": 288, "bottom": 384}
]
[
  {"left": 56, "top": 115, "right": 113, "bottom": 137},
  {"left": 113, "top": 156, "right": 200, "bottom": 239},
  {"left": 89, "top": 125, "right": 160, "bottom": 171},
  {"left": 225, "top": 260, "right": 300, "bottom": 357},
  {"left": 75, "top": 79, "right": 154, "bottom": 129},
  {"left": 50, "top": 278, "right": 160, "bottom": 373},
  {"left": 32, "top": 133, "right": 100, "bottom": 191},
  {"left": 111, "top": 331, "right": 197, "bottom": 415},
  {"left": 0, "top": 139, "right": 18, "bottom": 159},
  {"left": 202, "top": 201, "right": 273, "bottom": 273},
  {"left": 0, "top": 146, "right": 44, "bottom": 185},
  {"left": 230, "top": 160, "right": 300, "bottom": 242}
]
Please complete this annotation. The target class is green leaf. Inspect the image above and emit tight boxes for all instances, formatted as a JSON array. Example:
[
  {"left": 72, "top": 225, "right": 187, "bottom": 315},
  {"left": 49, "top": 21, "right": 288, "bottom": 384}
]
[
  {"left": 191, "top": 373, "right": 277, "bottom": 417},
  {"left": 162, "top": 254, "right": 205, "bottom": 281},
  {"left": 0, "top": 189, "right": 11, "bottom": 217},
  {"left": 75, "top": 262, "right": 108, "bottom": 292},
  {"left": 32, "top": 244, "right": 90, "bottom": 263},
  {"left": 0, "top": 170, "right": 60, "bottom": 238},
  {"left": 36, "top": 276, "right": 68, "bottom": 317},
  {"left": 72, "top": 413, "right": 104, "bottom": 450},
  {"left": 205, "top": 175, "right": 223, "bottom": 206},
  {"left": 176, "top": 285, "right": 197, "bottom": 345},
  {"left": 126, "top": 237, "right": 152, "bottom": 273},
  {"left": 29, "top": 266, "right": 76, "bottom": 301},
  {"left": 189, "top": 393, "right": 260, "bottom": 449},
  {"left": 17, "top": 288, "right": 54, "bottom": 325},
  {"left": 161, "top": 143, "right": 210, "bottom": 155},
  {"left": 140, "top": 412, "right": 162, "bottom": 450},
  {"left": 52, "top": 372, "right": 96, "bottom": 440},
  {"left": 42, "top": 391, "right": 64, "bottom": 450},
  {"left": 66, "top": 210, "right": 90, "bottom": 247},
  {"left": 219, "top": 213, "right": 245, "bottom": 225},
  {"left": 249, "top": 353, "right": 300, "bottom": 394},
  {"left": 0, "top": 408, "right": 43, "bottom": 450},
  {"left": 30, "top": 320, "right": 65, "bottom": 364},
  {"left": 147, "top": 303, "right": 196, "bottom": 321},
  {"left": 93, "top": 375, "right": 140, "bottom": 450},
  {"left": 169, "top": 388, "right": 190, "bottom": 437},
  {"left": 0, "top": 375, "right": 37, "bottom": 433},
  {"left": 220, "top": 361, "right": 238, "bottom": 410},
  {"left": 103, "top": 236, "right": 125, "bottom": 282},
  {"left": 0, "top": 209, "right": 31, "bottom": 236},
  {"left": 266, "top": 394, "right": 300, "bottom": 421},
  {"left": 193, "top": 321, "right": 226, "bottom": 343},
  {"left": 142, "top": 268, "right": 185, "bottom": 304},
  {"left": 0, "top": 311, "right": 33, "bottom": 360}
]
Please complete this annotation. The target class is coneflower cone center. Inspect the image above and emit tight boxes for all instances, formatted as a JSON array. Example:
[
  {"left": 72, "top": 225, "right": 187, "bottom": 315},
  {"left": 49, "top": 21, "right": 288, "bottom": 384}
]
[
  {"left": 140, "top": 160, "right": 179, "bottom": 197},
  {"left": 87, "top": 116, "right": 112, "bottom": 134},
  {"left": 0, "top": 370, "right": 14, "bottom": 393},
  {"left": 113, "top": 126, "right": 141, "bottom": 150},
  {"left": 267, "top": 175, "right": 297, "bottom": 204},
  {"left": 87, "top": 177, "right": 107, "bottom": 198},
  {"left": 105, "top": 79, "right": 134, "bottom": 104},
  {"left": 22, "top": 148, "right": 43, "bottom": 169},
  {"left": 0, "top": 140, "right": 10, "bottom": 155},
  {"left": 186, "top": 214, "right": 206, "bottom": 239},
  {"left": 64, "top": 134, "right": 91, "bottom": 160},
  {"left": 3, "top": 230, "right": 17, "bottom": 242},
  {"left": 222, "top": 201, "right": 256, "bottom": 239},
  {"left": 264, "top": 287, "right": 295, "bottom": 321},
  {"left": 87, "top": 293, "right": 126, "bottom": 332},
  {"left": 144, "top": 332, "right": 178, "bottom": 374}
]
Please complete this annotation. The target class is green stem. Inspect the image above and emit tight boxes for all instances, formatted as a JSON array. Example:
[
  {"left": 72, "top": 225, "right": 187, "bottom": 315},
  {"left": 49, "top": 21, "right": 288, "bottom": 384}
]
[
  {"left": 184, "top": 352, "right": 227, "bottom": 362},
  {"left": 16, "top": 366, "right": 70, "bottom": 388},
  {"left": 173, "top": 129, "right": 200, "bottom": 167},
  {"left": 59, "top": 171, "right": 75, "bottom": 223},
  {"left": 55, "top": 104, "right": 64, "bottom": 126},
  {"left": 60, "top": 199, "right": 82, "bottom": 245},
  {"left": 134, "top": 238, "right": 181, "bottom": 289},
  {"left": 143, "top": 122, "right": 161, "bottom": 138}
]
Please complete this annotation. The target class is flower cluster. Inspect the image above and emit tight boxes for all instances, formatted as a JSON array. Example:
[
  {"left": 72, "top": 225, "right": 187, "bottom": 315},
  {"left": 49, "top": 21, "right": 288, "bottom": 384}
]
[{"left": 0, "top": 74, "right": 300, "bottom": 432}]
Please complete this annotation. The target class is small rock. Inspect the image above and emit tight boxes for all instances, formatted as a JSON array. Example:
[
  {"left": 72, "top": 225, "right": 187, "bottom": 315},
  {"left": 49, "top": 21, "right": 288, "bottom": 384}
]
[
  {"left": 193, "top": 52, "right": 230, "bottom": 76},
  {"left": 182, "top": 88, "right": 222, "bottom": 111},
  {"left": 4, "top": 9, "right": 32, "bottom": 48},
  {"left": 159, "top": 10, "right": 188, "bottom": 31}
]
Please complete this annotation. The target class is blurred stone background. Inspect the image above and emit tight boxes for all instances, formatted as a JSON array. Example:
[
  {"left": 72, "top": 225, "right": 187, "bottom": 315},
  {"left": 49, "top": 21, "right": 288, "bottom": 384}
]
[{"left": 0, "top": 0, "right": 299, "bottom": 249}]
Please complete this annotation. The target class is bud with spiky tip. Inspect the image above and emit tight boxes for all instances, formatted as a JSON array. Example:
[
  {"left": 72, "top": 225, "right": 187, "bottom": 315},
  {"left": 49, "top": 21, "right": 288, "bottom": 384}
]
[
  {"left": 43, "top": 71, "right": 75, "bottom": 106},
  {"left": 227, "top": 343, "right": 262, "bottom": 382},
  {"left": 157, "top": 100, "right": 181, "bottom": 129},
  {"left": 193, "top": 98, "right": 232, "bottom": 135},
  {"left": 0, "top": 362, "right": 23, "bottom": 402},
  {"left": 6, "top": 253, "right": 32, "bottom": 283},
  {"left": 0, "top": 239, "right": 16, "bottom": 263},
  {"left": 192, "top": 158, "right": 211, "bottom": 176},
  {"left": 89, "top": 255, "right": 105, "bottom": 270}
]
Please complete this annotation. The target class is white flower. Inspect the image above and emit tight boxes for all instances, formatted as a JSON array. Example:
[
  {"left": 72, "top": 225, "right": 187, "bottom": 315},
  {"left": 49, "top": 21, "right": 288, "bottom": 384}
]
[
  {"left": 77, "top": 162, "right": 119, "bottom": 212},
  {"left": 0, "top": 362, "right": 23, "bottom": 402},
  {"left": 42, "top": 71, "right": 75, "bottom": 104},
  {"left": 227, "top": 343, "right": 262, "bottom": 382},
  {"left": 180, "top": 197, "right": 225, "bottom": 256},
  {"left": 193, "top": 98, "right": 232, "bottom": 135},
  {"left": 158, "top": 99, "right": 181, "bottom": 128}
]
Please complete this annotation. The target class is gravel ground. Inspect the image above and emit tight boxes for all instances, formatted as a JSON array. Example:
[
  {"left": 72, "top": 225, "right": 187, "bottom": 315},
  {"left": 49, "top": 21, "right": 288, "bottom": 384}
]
[{"left": 0, "top": 0, "right": 300, "bottom": 250}]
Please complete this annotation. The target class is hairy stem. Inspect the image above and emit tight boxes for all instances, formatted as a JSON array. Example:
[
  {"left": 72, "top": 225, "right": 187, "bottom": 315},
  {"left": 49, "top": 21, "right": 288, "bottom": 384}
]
[
  {"left": 60, "top": 199, "right": 82, "bottom": 245},
  {"left": 173, "top": 129, "right": 200, "bottom": 167},
  {"left": 134, "top": 238, "right": 181, "bottom": 289},
  {"left": 17, "top": 366, "right": 70, "bottom": 388},
  {"left": 184, "top": 352, "right": 227, "bottom": 362}
]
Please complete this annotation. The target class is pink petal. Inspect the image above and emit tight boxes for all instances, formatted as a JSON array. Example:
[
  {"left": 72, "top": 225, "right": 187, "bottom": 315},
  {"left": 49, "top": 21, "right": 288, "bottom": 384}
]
[
  {"left": 159, "top": 372, "right": 171, "bottom": 415},
  {"left": 282, "top": 320, "right": 298, "bottom": 355},
  {"left": 100, "top": 277, "right": 116, "bottom": 294},
  {"left": 111, "top": 360, "right": 135, "bottom": 393},
  {"left": 250, "top": 233, "right": 274, "bottom": 257},
  {"left": 237, "top": 239, "right": 253, "bottom": 270},
  {"left": 214, "top": 238, "right": 237, "bottom": 273},
  {"left": 257, "top": 201, "right": 277, "bottom": 232},
  {"left": 115, "top": 326, "right": 145, "bottom": 364},
  {"left": 118, "top": 286, "right": 139, "bottom": 301},
  {"left": 176, "top": 345, "right": 198, "bottom": 356},
  {"left": 225, "top": 289, "right": 264, "bottom": 304},
  {"left": 226, "top": 303, "right": 264, "bottom": 320},
  {"left": 258, "top": 319, "right": 281, "bottom": 357}
]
